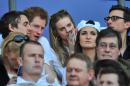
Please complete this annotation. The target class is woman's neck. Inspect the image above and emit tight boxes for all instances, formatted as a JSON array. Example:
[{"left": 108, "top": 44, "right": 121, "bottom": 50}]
[
  {"left": 5, "top": 64, "right": 17, "bottom": 78},
  {"left": 82, "top": 48, "right": 96, "bottom": 63}
]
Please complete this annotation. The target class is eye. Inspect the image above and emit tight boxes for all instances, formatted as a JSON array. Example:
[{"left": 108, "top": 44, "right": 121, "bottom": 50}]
[
  {"left": 23, "top": 22, "right": 29, "bottom": 26},
  {"left": 80, "top": 31, "right": 87, "bottom": 35},
  {"left": 91, "top": 31, "right": 96, "bottom": 35},
  {"left": 109, "top": 44, "right": 117, "bottom": 49},
  {"left": 99, "top": 42, "right": 107, "bottom": 48},
  {"left": 67, "top": 68, "right": 72, "bottom": 72},
  {"left": 67, "top": 23, "right": 72, "bottom": 27}
]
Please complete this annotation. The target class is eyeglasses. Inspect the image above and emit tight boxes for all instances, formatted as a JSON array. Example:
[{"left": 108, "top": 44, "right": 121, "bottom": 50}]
[
  {"left": 12, "top": 35, "right": 29, "bottom": 43},
  {"left": 98, "top": 42, "right": 118, "bottom": 50},
  {"left": 104, "top": 16, "right": 125, "bottom": 22}
]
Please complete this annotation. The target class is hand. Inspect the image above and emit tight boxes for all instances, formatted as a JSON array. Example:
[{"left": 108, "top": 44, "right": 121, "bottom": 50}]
[{"left": 67, "top": 28, "right": 77, "bottom": 54}]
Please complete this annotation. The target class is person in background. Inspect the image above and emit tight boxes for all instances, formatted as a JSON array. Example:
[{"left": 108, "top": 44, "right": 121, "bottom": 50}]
[
  {"left": 97, "top": 67, "right": 129, "bottom": 86},
  {"left": 0, "top": 11, "right": 31, "bottom": 56},
  {"left": 96, "top": 28, "right": 130, "bottom": 79},
  {"left": 0, "top": 11, "right": 30, "bottom": 39},
  {"left": 75, "top": 20, "right": 100, "bottom": 63},
  {"left": 49, "top": 9, "right": 77, "bottom": 67},
  {"left": 105, "top": 5, "right": 130, "bottom": 59},
  {"left": 15, "top": 41, "right": 60, "bottom": 85},
  {"left": 66, "top": 53, "right": 94, "bottom": 86},
  {"left": 24, "top": 7, "right": 60, "bottom": 83},
  {"left": 1, "top": 32, "right": 29, "bottom": 84}
]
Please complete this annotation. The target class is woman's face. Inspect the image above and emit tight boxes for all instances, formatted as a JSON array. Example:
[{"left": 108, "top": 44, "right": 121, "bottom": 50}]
[
  {"left": 55, "top": 17, "right": 75, "bottom": 42},
  {"left": 7, "top": 52, "right": 19, "bottom": 70},
  {"left": 79, "top": 27, "right": 98, "bottom": 48}
]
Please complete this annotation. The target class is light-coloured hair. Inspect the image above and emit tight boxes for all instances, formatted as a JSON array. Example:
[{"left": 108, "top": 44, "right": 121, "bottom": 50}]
[
  {"left": 2, "top": 32, "right": 27, "bottom": 67},
  {"left": 49, "top": 9, "right": 76, "bottom": 67}
]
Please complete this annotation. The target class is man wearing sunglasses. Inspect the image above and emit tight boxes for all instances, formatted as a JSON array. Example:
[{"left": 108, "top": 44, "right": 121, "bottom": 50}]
[{"left": 104, "top": 5, "right": 130, "bottom": 60}]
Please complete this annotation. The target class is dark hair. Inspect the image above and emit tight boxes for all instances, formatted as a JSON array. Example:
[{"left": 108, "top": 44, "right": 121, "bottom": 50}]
[
  {"left": 99, "top": 67, "right": 129, "bottom": 86},
  {"left": 66, "top": 53, "right": 93, "bottom": 70},
  {"left": 96, "top": 27, "right": 122, "bottom": 49},
  {"left": 19, "top": 41, "right": 43, "bottom": 58},
  {"left": 0, "top": 11, "right": 28, "bottom": 39},
  {"left": 24, "top": 7, "right": 48, "bottom": 26},
  {"left": 109, "top": 5, "right": 130, "bottom": 22},
  {"left": 94, "top": 59, "right": 123, "bottom": 78}
]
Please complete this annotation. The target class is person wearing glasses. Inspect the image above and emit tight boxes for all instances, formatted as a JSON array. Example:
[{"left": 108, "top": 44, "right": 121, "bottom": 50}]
[
  {"left": 1, "top": 32, "right": 29, "bottom": 85},
  {"left": 104, "top": 5, "right": 130, "bottom": 60},
  {"left": 96, "top": 28, "right": 130, "bottom": 79}
]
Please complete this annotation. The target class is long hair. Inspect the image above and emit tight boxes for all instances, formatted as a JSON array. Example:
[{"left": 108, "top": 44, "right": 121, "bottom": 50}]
[{"left": 49, "top": 9, "right": 76, "bottom": 66}]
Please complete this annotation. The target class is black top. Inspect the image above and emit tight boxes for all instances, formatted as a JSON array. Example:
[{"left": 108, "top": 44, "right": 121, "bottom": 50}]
[{"left": 0, "top": 55, "right": 9, "bottom": 86}]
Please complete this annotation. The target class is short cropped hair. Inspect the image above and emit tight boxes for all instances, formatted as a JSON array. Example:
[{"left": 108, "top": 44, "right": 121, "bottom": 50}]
[
  {"left": 66, "top": 53, "right": 93, "bottom": 70},
  {"left": 99, "top": 67, "right": 129, "bottom": 86},
  {"left": 19, "top": 41, "right": 43, "bottom": 58},
  {"left": 96, "top": 27, "right": 122, "bottom": 49}
]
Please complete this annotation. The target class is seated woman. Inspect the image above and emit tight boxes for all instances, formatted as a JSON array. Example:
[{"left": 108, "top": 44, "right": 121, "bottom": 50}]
[
  {"left": 49, "top": 9, "right": 77, "bottom": 67},
  {"left": 75, "top": 20, "right": 101, "bottom": 63},
  {"left": 1, "top": 32, "right": 29, "bottom": 84}
]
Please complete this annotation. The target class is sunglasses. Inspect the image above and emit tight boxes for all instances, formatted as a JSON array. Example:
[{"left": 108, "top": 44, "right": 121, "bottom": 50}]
[
  {"left": 104, "top": 16, "right": 125, "bottom": 22},
  {"left": 12, "top": 35, "right": 29, "bottom": 43}
]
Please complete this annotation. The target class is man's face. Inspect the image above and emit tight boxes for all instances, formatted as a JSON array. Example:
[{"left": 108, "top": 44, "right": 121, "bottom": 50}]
[
  {"left": 21, "top": 44, "right": 44, "bottom": 75},
  {"left": 97, "top": 37, "right": 120, "bottom": 60},
  {"left": 106, "top": 10, "right": 129, "bottom": 33},
  {"left": 66, "top": 58, "right": 90, "bottom": 86},
  {"left": 55, "top": 17, "right": 75, "bottom": 42},
  {"left": 29, "top": 16, "right": 46, "bottom": 41},
  {"left": 97, "top": 73, "right": 119, "bottom": 86},
  {"left": 15, "top": 15, "right": 31, "bottom": 35},
  {"left": 7, "top": 52, "right": 19, "bottom": 70}
]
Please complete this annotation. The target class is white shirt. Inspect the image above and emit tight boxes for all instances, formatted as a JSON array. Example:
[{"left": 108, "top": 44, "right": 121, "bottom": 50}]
[
  {"left": 15, "top": 75, "right": 61, "bottom": 86},
  {"left": 38, "top": 36, "right": 64, "bottom": 81}
]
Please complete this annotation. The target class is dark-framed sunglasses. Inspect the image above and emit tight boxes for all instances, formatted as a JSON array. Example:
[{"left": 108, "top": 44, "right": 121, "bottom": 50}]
[
  {"left": 12, "top": 35, "right": 29, "bottom": 43},
  {"left": 104, "top": 16, "right": 125, "bottom": 22}
]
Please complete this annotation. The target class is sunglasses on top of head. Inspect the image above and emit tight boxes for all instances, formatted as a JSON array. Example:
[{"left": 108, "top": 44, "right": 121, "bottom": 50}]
[{"left": 12, "top": 35, "right": 29, "bottom": 43}]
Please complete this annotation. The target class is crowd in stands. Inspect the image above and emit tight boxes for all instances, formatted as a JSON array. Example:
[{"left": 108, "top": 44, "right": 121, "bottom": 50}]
[{"left": 0, "top": 4, "right": 130, "bottom": 86}]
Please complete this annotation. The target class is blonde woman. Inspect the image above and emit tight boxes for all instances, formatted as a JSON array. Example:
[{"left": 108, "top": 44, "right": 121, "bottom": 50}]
[
  {"left": 49, "top": 9, "right": 76, "bottom": 67},
  {"left": 2, "top": 32, "right": 29, "bottom": 84}
]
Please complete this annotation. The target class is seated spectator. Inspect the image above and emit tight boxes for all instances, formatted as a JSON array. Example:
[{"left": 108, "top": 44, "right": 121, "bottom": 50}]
[
  {"left": 75, "top": 20, "right": 100, "bottom": 63},
  {"left": 96, "top": 28, "right": 130, "bottom": 78},
  {"left": 97, "top": 67, "right": 129, "bottom": 86},
  {"left": 15, "top": 41, "right": 60, "bottom": 85},
  {"left": 66, "top": 53, "right": 94, "bottom": 86},
  {"left": 1, "top": 32, "right": 29, "bottom": 84},
  {"left": 24, "top": 7, "right": 61, "bottom": 83}
]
